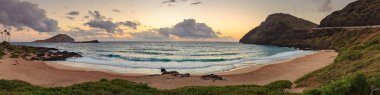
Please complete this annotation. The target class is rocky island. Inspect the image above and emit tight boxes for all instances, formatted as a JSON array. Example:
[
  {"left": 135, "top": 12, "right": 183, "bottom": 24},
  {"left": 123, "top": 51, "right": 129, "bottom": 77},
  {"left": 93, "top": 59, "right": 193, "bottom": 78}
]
[
  {"left": 34, "top": 34, "right": 99, "bottom": 43},
  {"left": 34, "top": 34, "right": 75, "bottom": 43}
]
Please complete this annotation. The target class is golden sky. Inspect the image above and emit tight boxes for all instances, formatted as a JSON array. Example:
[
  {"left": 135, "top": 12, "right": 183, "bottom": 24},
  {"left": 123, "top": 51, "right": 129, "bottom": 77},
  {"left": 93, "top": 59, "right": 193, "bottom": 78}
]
[{"left": 7, "top": 0, "right": 357, "bottom": 42}]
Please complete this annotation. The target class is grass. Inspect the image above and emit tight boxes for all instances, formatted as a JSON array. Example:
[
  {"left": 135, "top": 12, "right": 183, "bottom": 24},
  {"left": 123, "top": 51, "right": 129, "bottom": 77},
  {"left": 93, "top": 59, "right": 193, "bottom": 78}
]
[
  {"left": 294, "top": 28, "right": 380, "bottom": 88},
  {"left": 0, "top": 41, "right": 37, "bottom": 59},
  {"left": 303, "top": 73, "right": 380, "bottom": 95},
  {"left": 0, "top": 79, "right": 298, "bottom": 95}
]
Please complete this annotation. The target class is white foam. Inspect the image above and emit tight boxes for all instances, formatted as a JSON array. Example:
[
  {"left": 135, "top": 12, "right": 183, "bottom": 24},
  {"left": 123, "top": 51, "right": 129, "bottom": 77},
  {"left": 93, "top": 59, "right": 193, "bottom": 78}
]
[{"left": 51, "top": 50, "right": 318, "bottom": 74}]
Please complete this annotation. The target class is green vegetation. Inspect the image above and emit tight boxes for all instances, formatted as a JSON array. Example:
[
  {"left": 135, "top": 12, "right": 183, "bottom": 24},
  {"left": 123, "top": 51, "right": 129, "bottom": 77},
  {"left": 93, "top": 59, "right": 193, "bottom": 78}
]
[
  {"left": 265, "top": 80, "right": 293, "bottom": 90},
  {"left": 0, "top": 79, "right": 298, "bottom": 95},
  {"left": 0, "top": 41, "right": 37, "bottom": 59},
  {"left": 293, "top": 28, "right": 380, "bottom": 88},
  {"left": 304, "top": 73, "right": 380, "bottom": 95}
]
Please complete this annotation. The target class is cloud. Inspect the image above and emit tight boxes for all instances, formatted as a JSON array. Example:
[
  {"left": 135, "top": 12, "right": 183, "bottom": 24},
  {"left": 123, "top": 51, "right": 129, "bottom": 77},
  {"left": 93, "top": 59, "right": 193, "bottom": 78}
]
[
  {"left": 162, "top": 0, "right": 181, "bottom": 4},
  {"left": 216, "top": 32, "right": 222, "bottom": 35},
  {"left": 128, "top": 19, "right": 229, "bottom": 41},
  {"left": 84, "top": 16, "right": 90, "bottom": 19},
  {"left": 85, "top": 20, "right": 120, "bottom": 33},
  {"left": 319, "top": 0, "right": 333, "bottom": 12},
  {"left": 162, "top": 0, "right": 203, "bottom": 6},
  {"left": 84, "top": 11, "right": 120, "bottom": 33},
  {"left": 84, "top": 11, "right": 140, "bottom": 33},
  {"left": 129, "top": 31, "right": 173, "bottom": 41},
  {"left": 66, "top": 11, "right": 80, "bottom": 16},
  {"left": 60, "top": 27, "right": 116, "bottom": 41},
  {"left": 67, "top": 27, "right": 107, "bottom": 37},
  {"left": 66, "top": 18, "right": 231, "bottom": 41},
  {"left": 88, "top": 11, "right": 106, "bottom": 20},
  {"left": 66, "top": 16, "right": 75, "bottom": 20},
  {"left": 190, "top": 1, "right": 202, "bottom": 5},
  {"left": 159, "top": 19, "right": 218, "bottom": 38},
  {"left": 113, "top": 9, "right": 122, "bottom": 13},
  {"left": 118, "top": 21, "right": 140, "bottom": 29},
  {"left": 0, "top": 0, "right": 58, "bottom": 32}
]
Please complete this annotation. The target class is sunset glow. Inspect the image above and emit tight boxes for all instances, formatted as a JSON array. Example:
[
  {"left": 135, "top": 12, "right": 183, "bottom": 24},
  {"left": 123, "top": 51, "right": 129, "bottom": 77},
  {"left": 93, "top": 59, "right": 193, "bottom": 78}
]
[{"left": 6, "top": 0, "right": 356, "bottom": 42}]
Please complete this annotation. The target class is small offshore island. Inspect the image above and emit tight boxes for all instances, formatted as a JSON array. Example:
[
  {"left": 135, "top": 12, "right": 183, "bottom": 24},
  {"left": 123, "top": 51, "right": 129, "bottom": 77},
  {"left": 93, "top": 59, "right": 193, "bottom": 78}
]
[
  {"left": 1, "top": 0, "right": 380, "bottom": 95},
  {"left": 34, "top": 34, "right": 100, "bottom": 43}
]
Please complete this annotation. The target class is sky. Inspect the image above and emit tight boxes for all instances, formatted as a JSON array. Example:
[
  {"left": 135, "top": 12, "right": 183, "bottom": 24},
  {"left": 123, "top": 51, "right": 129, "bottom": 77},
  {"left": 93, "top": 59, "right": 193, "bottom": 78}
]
[{"left": 1, "top": 0, "right": 356, "bottom": 42}]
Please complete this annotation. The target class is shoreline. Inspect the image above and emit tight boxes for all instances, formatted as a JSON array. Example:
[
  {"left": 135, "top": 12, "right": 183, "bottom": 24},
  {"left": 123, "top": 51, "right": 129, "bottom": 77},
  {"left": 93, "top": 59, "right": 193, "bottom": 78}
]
[
  {"left": 0, "top": 50, "right": 337, "bottom": 91},
  {"left": 44, "top": 50, "right": 319, "bottom": 76}
]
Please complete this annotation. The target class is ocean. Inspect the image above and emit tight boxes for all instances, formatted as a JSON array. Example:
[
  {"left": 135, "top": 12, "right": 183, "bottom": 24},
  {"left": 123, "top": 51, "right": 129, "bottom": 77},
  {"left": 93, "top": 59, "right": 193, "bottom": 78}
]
[{"left": 13, "top": 42, "right": 316, "bottom": 74}]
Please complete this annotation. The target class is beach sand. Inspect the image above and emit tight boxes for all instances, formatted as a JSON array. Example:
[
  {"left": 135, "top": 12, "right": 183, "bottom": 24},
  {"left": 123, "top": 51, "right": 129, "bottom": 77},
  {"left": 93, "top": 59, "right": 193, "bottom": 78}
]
[{"left": 0, "top": 50, "right": 337, "bottom": 92}]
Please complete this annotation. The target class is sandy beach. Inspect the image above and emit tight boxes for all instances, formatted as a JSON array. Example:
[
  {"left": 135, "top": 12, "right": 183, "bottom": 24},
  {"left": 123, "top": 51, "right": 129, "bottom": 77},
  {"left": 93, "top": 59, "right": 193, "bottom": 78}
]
[{"left": 0, "top": 50, "right": 337, "bottom": 91}]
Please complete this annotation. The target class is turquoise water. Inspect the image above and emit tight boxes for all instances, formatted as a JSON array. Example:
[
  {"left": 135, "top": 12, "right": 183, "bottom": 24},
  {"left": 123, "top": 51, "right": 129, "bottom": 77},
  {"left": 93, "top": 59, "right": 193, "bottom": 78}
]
[{"left": 13, "top": 42, "right": 316, "bottom": 74}]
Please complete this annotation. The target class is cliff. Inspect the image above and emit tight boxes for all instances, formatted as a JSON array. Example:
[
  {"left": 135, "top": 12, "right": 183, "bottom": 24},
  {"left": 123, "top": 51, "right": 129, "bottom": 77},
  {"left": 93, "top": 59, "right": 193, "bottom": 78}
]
[
  {"left": 241, "top": 14, "right": 380, "bottom": 87},
  {"left": 319, "top": 0, "right": 380, "bottom": 27},
  {"left": 34, "top": 34, "right": 75, "bottom": 43},
  {"left": 239, "top": 13, "right": 318, "bottom": 45}
]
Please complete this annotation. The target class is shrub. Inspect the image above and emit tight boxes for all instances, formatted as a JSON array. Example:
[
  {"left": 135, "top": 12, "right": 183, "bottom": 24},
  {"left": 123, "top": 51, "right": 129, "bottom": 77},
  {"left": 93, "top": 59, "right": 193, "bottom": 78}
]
[
  {"left": 316, "top": 79, "right": 352, "bottom": 95},
  {"left": 10, "top": 53, "right": 19, "bottom": 58},
  {"left": 167, "top": 85, "right": 271, "bottom": 95},
  {"left": 265, "top": 80, "right": 293, "bottom": 90},
  {"left": 305, "top": 73, "right": 371, "bottom": 95},
  {"left": 0, "top": 48, "right": 5, "bottom": 59},
  {"left": 335, "top": 50, "right": 362, "bottom": 62},
  {"left": 350, "top": 73, "right": 370, "bottom": 95}
]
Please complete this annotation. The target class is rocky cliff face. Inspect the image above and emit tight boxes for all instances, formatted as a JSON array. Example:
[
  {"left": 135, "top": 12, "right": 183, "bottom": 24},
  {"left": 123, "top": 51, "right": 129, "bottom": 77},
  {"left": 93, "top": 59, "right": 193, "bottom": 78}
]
[
  {"left": 239, "top": 13, "right": 318, "bottom": 45},
  {"left": 319, "top": 0, "right": 380, "bottom": 27},
  {"left": 34, "top": 34, "right": 75, "bottom": 43}
]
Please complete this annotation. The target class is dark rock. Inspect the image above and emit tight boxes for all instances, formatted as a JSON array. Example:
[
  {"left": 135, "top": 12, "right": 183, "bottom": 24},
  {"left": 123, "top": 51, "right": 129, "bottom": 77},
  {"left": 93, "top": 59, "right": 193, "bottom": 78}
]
[
  {"left": 201, "top": 74, "right": 225, "bottom": 82},
  {"left": 75, "top": 40, "right": 100, "bottom": 43},
  {"left": 34, "top": 34, "right": 75, "bottom": 43},
  {"left": 319, "top": 0, "right": 380, "bottom": 27},
  {"left": 239, "top": 13, "right": 317, "bottom": 45},
  {"left": 30, "top": 47, "right": 82, "bottom": 61},
  {"left": 161, "top": 68, "right": 167, "bottom": 73},
  {"left": 161, "top": 68, "right": 180, "bottom": 76}
]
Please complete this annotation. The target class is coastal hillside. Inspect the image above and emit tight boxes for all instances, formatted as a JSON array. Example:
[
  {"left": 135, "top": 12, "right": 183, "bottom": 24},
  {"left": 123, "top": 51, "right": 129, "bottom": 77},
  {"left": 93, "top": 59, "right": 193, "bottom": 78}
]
[
  {"left": 34, "top": 34, "right": 75, "bottom": 43},
  {"left": 240, "top": 0, "right": 380, "bottom": 89},
  {"left": 319, "top": 0, "right": 380, "bottom": 27},
  {"left": 239, "top": 13, "right": 317, "bottom": 45}
]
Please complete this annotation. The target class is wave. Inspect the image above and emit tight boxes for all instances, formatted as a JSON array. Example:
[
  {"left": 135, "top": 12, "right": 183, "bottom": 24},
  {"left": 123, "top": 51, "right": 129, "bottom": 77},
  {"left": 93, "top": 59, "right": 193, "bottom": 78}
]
[
  {"left": 64, "top": 50, "right": 316, "bottom": 71},
  {"left": 128, "top": 51, "right": 174, "bottom": 56},
  {"left": 126, "top": 48, "right": 179, "bottom": 51},
  {"left": 21, "top": 42, "right": 318, "bottom": 74},
  {"left": 92, "top": 50, "right": 175, "bottom": 56},
  {"left": 66, "top": 57, "right": 242, "bottom": 69},
  {"left": 101, "top": 54, "right": 242, "bottom": 62},
  {"left": 190, "top": 53, "right": 239, "bottom": 56},
  {"left": 249, "top": 50, "right": 316, "bottom": 64}
]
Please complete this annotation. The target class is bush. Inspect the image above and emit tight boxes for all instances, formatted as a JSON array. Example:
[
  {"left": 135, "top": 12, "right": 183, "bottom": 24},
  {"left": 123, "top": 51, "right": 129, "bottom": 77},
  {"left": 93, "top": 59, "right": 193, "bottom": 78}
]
[
  {"left": 10, "top": 53, "right": 19, "bottom": 58},
  {"left": 305, "top": 73, "right": 371, "bottom": 95},
  {"left": 265, "top": 80, "right": 293, "bottom": 90},
  {"left": 335, "top": 50, "right": 362, "bottom": 62},
  {"left": 0, "top": 80, "right": 39, "bottom": 92},
  {"left": 350, "top": 73, "right": 370, "bottom": 95},
  {"left": 167, "top": 85, "right": 271, "bottom": 95},
  {"left": 319, "top": 79, "right": 352, "bottom": 95},
  {"left": 0, "top": 48, "right": 5, "bottom": 59}
]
